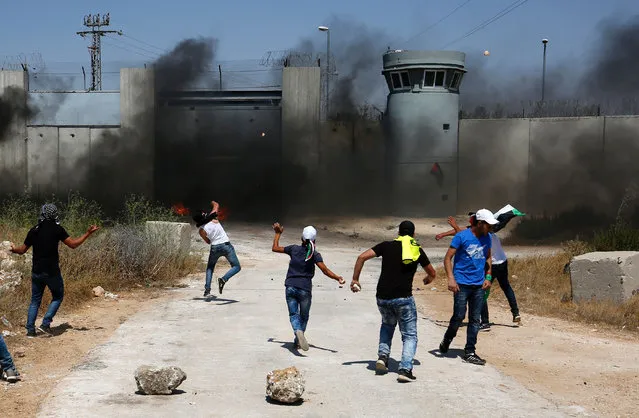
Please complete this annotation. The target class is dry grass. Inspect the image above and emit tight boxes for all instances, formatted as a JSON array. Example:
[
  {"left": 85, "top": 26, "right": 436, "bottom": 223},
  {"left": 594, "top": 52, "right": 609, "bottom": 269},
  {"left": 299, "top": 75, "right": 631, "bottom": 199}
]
[
  {"left": 0, "top": 194, "right": 201, "bottom": 329},
  {"left": 496, "top": 253, "right": 639, "bottom": 332}
]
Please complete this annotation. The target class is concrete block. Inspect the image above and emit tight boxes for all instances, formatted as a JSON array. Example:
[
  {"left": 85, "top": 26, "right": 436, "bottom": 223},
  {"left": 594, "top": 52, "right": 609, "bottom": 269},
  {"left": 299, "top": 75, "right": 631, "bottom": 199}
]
[
  {"left": 145, "top": 221, "right": 191, "bottom": 255},
  {"left": 570, "top": 251, "right": 639, "bottom": 303}
]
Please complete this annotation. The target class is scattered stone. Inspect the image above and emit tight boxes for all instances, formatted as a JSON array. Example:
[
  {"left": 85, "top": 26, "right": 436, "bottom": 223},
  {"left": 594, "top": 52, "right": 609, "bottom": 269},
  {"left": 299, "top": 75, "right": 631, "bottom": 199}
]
[
  {"left": 92, "top": 286, "right": 105, "bottom": 297},
  {"left": 266, "top": 366, "right": 305, "bottom": 404},
  {"left": 2, "top": 330, "right": 15, "bottom": 337},
  {"left": 430, "top": 287, "right": 437, "bottom": 291},
  {"left": 0, "top": 258, "right": 16, "bottom": 270},
  {"left": 0, "top": 270, "right": 23, "bottom": 296},
  {"left": 13, "top": 349, "right": 25, "bottom": 358},
  {"left": 134, "top": 365, "right": 187, "bottom": 395},
  {"left": 104, "top": 292, "right": 119, "bottom": 300},
  {"left": 1, "top": 315, "right": 12, "bottom": 328}
]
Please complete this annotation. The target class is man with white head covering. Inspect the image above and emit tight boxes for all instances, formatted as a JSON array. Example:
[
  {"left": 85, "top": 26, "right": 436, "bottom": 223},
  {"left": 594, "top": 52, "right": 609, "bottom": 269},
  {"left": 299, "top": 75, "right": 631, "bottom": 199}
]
[
  {"left": 272, "top": 223, "right": 344, "bottom": 351},
  {"left": 10, "top": 203, "right": 99, "bottom": 337},
  {"left": 439, "top": 209, "right": 498, "bottom": 366}
]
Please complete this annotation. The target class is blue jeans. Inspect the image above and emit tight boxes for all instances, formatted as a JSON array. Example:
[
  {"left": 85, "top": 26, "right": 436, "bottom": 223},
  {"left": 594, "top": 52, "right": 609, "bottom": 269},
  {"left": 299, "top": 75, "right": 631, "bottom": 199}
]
[
  {"left": 377, "top": 296, "right": 418, "bottom": 371},
  {"left": 481, "top": 261, "right": 519, "bottom": 324},
  {"left": 285, "top": 286, "right": 312, "bottom": 341},
  {"left": 205, "top": 242, "right": 241, "bottom": 290},
  {"left": 0, "top": 334, "right": 17, "bottom": 373},
  {"left": 27, "top": 272, "right": 64, "bottom": 333},
  {"left": 444, "top": 284, "right": 484, "bottom": 354}
]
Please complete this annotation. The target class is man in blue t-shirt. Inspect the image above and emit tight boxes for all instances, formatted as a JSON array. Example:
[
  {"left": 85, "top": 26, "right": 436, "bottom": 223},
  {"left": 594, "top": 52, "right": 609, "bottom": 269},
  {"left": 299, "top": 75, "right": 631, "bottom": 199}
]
[{"left": 439, "top": 209, "right": 498, "bottom": 366}]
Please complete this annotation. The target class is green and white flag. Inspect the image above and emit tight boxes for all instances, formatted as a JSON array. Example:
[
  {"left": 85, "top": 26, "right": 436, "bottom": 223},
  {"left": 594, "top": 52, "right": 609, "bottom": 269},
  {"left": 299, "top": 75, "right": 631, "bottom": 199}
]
[{"left": 492, "top": 204, "right": 526, "bottom": 233}]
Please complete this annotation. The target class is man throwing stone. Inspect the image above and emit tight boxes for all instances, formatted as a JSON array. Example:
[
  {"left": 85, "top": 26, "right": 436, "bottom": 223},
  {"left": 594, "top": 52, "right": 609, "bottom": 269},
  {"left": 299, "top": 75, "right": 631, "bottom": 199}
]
[
  {"left": 439, "top": 209, "right": 498, "bottom": 365},
  {"left": 351, "top": 220, "right": 436, "bottom": 383}
]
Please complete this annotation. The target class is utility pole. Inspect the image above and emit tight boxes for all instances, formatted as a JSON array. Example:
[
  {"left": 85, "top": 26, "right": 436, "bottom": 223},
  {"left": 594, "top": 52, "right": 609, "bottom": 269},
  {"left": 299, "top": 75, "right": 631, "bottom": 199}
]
[{"left": 77, "top": 13, "right": 121, "bottom": 91}]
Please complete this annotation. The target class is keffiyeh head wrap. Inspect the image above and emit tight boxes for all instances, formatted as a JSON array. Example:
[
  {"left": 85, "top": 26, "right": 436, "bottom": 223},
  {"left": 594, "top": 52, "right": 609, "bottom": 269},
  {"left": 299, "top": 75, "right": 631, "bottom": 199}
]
[{"left": 38, "top": 203, "right": 60, "bottom": 224}]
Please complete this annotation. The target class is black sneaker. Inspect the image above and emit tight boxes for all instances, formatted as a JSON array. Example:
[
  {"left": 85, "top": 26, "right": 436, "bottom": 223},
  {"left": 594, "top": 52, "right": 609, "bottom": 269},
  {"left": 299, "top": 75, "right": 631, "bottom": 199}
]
[
  {"left": 38, "top": 325, "right": 53, "bottom": 336},
  {"left": 26, "top": 330, "right": 37, "bottom": 338},
  {"left": 375, "top": 355, "right": 389, "bottom": 374},
  {"left": 462, "top": 352, "right": 486, "bottom": 365},
  {"left": 397, "top": 369, "right": 416, "bottom": 383},
  {"left": 513, "top": 314, "right": 521, "bottom": 323},
  {"left": 479, "top": 323, "right": 491, "bottom": 331},
  {"left": 218, "top": 278, "right": 226, "bottom": 294},
  {"left": 439, "top": 338, "right": 452, "bottom": 354},
  {"left": 203, "top": 288, "right": 211, "bottom": 297},
  {"left": 2, "top": 368, "right": 19, "bottom": 383}
]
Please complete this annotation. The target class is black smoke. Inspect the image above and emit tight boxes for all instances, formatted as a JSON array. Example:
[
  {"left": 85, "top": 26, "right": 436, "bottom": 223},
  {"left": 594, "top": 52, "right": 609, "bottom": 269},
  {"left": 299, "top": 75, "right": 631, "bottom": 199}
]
[{"left": 0, "top": 85, "right": 36, "bottom": 142}]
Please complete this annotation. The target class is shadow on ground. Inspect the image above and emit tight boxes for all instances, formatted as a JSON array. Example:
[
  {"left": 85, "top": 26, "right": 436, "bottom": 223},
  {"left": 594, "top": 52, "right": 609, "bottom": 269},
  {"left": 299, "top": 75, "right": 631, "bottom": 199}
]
[
  {"left": 192, "top": 296, "right": 239, "bottom": 305},
  {"left": 342, "top": 358, "right": 422, "bottom": 372},
  {"left": 265, "top": 396, "right": 304, "bottom": 406}
]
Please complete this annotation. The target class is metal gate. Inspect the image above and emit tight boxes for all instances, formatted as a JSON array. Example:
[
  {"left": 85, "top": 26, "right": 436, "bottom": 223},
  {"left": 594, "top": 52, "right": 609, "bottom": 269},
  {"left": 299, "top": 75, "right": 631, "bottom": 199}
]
[{"left": 155, "top": 90, "right": 282, "bottom": 220}]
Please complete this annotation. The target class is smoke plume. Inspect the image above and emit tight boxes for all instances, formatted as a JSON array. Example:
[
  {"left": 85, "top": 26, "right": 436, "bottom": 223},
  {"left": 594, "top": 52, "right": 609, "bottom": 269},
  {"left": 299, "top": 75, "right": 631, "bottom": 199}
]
[{"left": 0, "top": 85, "right": 36, "bottom": 142}]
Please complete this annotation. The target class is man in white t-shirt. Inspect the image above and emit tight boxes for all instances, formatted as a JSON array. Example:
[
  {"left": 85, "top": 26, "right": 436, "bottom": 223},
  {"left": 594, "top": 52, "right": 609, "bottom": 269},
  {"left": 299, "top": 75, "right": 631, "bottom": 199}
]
[
  {"left": 480, "top": 232, "right": 520, "bottom": 329},
  {"left": 193, "top": 201, "right": 241, "bottom": 297}
]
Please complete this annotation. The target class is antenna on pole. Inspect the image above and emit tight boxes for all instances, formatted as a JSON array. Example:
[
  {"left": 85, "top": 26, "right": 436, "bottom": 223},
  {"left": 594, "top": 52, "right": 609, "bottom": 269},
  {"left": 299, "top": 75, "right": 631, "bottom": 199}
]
[{"left": 77, "top": 13, "right": 121, "bottom": 91}]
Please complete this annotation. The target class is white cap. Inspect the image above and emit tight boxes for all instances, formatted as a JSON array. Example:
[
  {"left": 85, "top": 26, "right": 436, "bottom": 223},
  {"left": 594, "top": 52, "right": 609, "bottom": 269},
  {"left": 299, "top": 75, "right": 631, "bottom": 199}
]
[
  {"left": 475, "top": 209, "right": 499, "bottom": 225},
  {"left": 302, "top": 226, "right": 317, "bottom": 241}
]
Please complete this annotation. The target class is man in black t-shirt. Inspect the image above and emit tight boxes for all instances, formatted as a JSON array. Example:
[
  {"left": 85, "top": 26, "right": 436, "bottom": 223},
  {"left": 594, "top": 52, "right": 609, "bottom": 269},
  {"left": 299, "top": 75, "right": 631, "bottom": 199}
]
[
  {"left": 351, "top": 220, "right": 436, "bottom": 383},
  {"left": 10, "top": 203, "right": 99, "bottom": 337}
]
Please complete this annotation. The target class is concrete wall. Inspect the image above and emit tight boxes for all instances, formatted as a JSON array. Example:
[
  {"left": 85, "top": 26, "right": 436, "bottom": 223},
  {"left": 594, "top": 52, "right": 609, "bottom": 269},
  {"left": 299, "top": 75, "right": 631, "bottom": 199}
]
[
  {"left": 458, "top": 115, "right": 639, "bottom": 217},
  {"left": 23, "top": 126, "right": 119, "bottom": 199},
  {"left": 281, "top": 67, "right": 321, "bottom": 173},
  {"left": 0, "top": 71, "right": 29, "bottom": 193}
]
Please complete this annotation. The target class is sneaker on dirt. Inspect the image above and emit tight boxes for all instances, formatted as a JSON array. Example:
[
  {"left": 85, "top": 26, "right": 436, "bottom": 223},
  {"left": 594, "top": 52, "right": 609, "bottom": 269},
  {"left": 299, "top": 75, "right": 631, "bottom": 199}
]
[
  {"left": 397, "top": 369, "right": 416, "bottom": 383},
  {"left": 218, "top": 278, "right": 226, "bottom": 294},
  {"left": 439, "top": 338, "right": 452, "bottom": 354},
  {"left": 375, "top": 355, "right": 389, "bottom": 374},
  {"left": 38, "top": 325, "right": 53, "bottom": 336},
  {"left": 479, "top": 323, "right": 491, "bottom": 331},
  {"left": 26, "top": 330, "right": 36, "bottom": 338},
  {"left": 513, "top": 314, "right": 521, "bottom": 323},
  {"left": 462, "top": 352, "right": 486, "bottom": 366},
  {"left": 2, "top": 368, "right": 19, "bottom": 383},
  {"left": 203, "top": 288, "right": 211, "bottom": 297}
]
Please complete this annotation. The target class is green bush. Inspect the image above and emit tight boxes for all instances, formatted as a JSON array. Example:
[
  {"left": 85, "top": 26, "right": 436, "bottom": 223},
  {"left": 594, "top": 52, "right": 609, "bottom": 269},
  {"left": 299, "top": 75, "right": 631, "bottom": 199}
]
[
  {"left": 119, "top": 194, "right": 179, "bottom": 225},
  {"left": 592, "top": 224, "right": 639, "bottom": 251}
]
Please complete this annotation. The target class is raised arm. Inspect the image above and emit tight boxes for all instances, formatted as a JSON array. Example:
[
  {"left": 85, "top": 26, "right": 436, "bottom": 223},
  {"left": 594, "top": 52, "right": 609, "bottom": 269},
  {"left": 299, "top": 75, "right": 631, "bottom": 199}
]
[
  {"left": 63, "top": 225, "right": 100, "bottom": 249},
  {"left": 211, "top": 200, "right": 220, "bottom": 214},
  {"left": 272, "top": 223, "right": 286, "bottom": 253},
  {"left": 435, "top": 229, "right": 458, "bottom": 241},
  {"left": 317, "top": 262, "right": 345, "bottom": 285}
]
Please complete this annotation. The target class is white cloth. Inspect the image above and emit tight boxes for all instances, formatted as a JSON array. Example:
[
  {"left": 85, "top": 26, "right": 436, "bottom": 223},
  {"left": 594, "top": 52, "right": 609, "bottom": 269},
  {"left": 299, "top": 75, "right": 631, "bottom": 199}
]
[
  {"left": 490, "top": 233, "right": 507, "bottom": 265},
  {"left": 302, "top": 226, "right": 317, "bottom": 241},
  {"left": 202, "top": 221, "right": 230, "bottom": 246}
]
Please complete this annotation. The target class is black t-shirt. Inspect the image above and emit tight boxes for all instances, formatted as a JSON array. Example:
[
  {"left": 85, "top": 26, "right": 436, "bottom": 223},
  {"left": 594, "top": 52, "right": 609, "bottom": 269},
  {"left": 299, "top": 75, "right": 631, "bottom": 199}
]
[
  {"left": 372, "top": 241, "right": 431, "bottom": 300},
  {"left": 24, "top": 221, "right": 70, "bottom": 275}
]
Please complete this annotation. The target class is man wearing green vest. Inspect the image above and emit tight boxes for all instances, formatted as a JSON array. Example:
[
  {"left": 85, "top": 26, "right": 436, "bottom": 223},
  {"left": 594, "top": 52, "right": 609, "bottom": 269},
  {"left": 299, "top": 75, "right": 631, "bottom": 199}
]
[{"left": 351, "top": 221, "right": 437, "bottom": 383}]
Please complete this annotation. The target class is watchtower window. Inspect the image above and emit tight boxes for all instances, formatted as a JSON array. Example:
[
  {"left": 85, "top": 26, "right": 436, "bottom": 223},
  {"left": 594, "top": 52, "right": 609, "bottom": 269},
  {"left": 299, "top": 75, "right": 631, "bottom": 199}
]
[
  {"left": 423, "top": 70, "right": 446, "bottom": 87},
  {"left": 449, "top": 71, "right": 463, "bottom": 90},
  {"left": 390, "top": 71, "right": 411, "bottom": 90},
  {"left": 391, "top": 73, "right": 402, "bottom": 89}
]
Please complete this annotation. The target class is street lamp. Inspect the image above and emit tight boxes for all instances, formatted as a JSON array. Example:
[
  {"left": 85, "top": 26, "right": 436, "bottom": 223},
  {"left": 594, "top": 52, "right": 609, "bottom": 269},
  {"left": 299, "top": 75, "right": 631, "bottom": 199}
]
[
  {"left": 541, "top": 38, "right": 549, "bottom": 102},
  {"left": 318, "top": 25, "right": 330, "bottom": 118}
]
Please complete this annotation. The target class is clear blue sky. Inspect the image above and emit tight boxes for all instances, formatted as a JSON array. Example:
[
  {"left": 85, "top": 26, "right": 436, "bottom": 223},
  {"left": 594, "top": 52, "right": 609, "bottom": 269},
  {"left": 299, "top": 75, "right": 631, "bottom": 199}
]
[{"left": 2, "top": 0, "right": 638, "bottom": 70}]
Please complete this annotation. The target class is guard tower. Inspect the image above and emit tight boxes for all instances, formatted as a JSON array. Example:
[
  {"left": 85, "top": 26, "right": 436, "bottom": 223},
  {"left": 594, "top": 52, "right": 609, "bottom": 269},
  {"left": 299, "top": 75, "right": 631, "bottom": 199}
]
[{"left": 382, "top": 50, "right": 466, "bottom": 217}]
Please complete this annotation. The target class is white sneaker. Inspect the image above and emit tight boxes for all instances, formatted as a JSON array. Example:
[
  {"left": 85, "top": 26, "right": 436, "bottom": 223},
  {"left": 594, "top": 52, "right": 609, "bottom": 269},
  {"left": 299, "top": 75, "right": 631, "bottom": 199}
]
[{"left": 295, "top": 330, "right": 309, "bottom": 351}]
